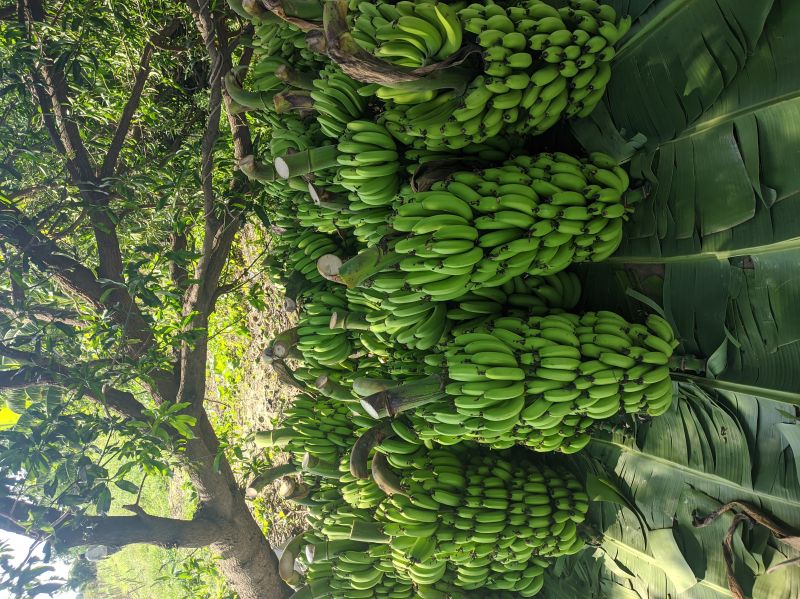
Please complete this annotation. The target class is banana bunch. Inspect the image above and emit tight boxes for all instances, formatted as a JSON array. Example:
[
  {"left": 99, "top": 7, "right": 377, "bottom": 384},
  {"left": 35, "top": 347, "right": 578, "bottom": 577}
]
[
  {"left": 338, "top": 454, "right": 387, "bottom": 509},
  {"left": 311, "top": 66, "right": 369, "bottom": 139},
  {"left": 294, "top": 543, "right": 416, "bottom": 598},
  {"left": 341, "top": 200, "right": 395, "bottom": 246},
  {"left": 336, "top": 121, "right": 401, "bottom": 206},
  {"left": 420, "top": 310, "right": 677, "bottom": 453},
  {"left": 294, "top": 289, "right": 356, "bottom": 368},
  {"left": 270, "top": 229, "right": 343, "bottom": 284},
  {"left": 372, "top": 438, "right": 588, "bottom": 595},
  {"left": 270, "top": 120, "right": 324, "bottom": 162},
  {"left": 351, "top": 1, "right": 463, "bottom": 69},
  {"left": 367, "top": 151, "right": 629, "bottom": 298},
  {"left": 251, "top": 17, "right": 320, "bottom": 71},
  {"left": 448, "top": 271, "right": 582, "bottom": 324},
  {"left": 460, "top": 0, "right": 630, "bottom": 132},
  {"left": 247, "top": 55, "right": 289, "bottom": 93},
  {"left": 254, "top": 394, "right": 357, "bottom": 464}
]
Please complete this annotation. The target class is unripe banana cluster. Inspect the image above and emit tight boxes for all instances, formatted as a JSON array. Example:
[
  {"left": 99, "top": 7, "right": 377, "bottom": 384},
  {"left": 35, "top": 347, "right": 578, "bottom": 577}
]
[
  {"left": 251, "top": 19, "right": 319, "bottom": 69},
  {"left": 374, "top": 440, "right": 587, "bottom": 595},
  {"left": 279, "top": 230, "right": 343, "bottom": 283},
  {"left": 298, "top": 542, "right": 415, "bottom": 598},
  {"left": 413, "top": 311, "right": 677, "bottom": 452},
  {"left": 311, "top": 66, "right": 369, "bottom": 138},
  {"left": 449, "top": 271, "right": 582, "bottom": 323},
  {"left": 338, "top": 454, "right": 386, "bottom": 509},
  {"left": 255, "top": 394, "right": 357, "bottom": 464},
  {"left": 367, "top": 151, "right": 629, "bottom": 300},
  {"left": 351, "top": 1, "right": 463, "bottom": 70},
  {"left": 336, "top": 121, "right": 402, "bottom": 206},
  {"left": 375, "top": 0, "right": 629, "bottom": 149},
  {"left": 295, "top": 289, "right": 355, "bottom": 368}
]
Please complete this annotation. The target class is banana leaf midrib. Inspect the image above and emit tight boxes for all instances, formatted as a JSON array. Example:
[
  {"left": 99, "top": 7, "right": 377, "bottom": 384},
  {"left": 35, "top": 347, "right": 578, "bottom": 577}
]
[
  {"left": 614, "top": 0, "right": 692, "bottom": 62},
  {"left": 672, "top": 373, "right": 800, "bottom": 406},
  {"left": 608, "top": 236, "right": 800, "bottom": 263},
  {"left": 601, "top": 536, "right": 732, "bottom": 597},
  {"left": 664, "top": 88, "right": 800, "bottom": 145},
  {"left": 589, "top": 438, "right": 800, "bottom": 512}
]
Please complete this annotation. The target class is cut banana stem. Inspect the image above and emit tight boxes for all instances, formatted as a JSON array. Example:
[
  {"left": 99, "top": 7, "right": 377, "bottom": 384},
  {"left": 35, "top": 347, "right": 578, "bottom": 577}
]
[
  {"left": 301, "top": 453, "right": 341, "bottom": 478},
  {"left": 244, "top": 463, "right": 300, "bottom": 499},
  {"left": 347, "top": 520, "right": 390, "bottom": 543},
  {"left": 271, "top": 327, "right": 299, "bottom": 356},
  {"left": 278, "top": 478, "right": 311, "bottom": 500},
  {"left": 352, "top": 377, "right": 398, "bottom": 397},
  {"left": 329, "top": 310, "right": 370, "bottom": 331},
  {"left": 254, "top": 428, "right": 296, "bottom": 449},
  {"left": 274, "top": 64, "right": 318, "bottom": 90},
  {"left": 350, "top": 421, "right": 394, "bottom": 479},
  {"left": 360, "top": 374, "right": 446, "bottom": 419},
  {"left": 337, "top": 245, "right": 403, "bottom": 288},
  {"left": 313, "top": 375, "right": 352, "bottom": 401},
  {"left": 371, "top": 452, "right": 406, "bottom": 496},
  {"left": 316, "top": 254, "right": 344, "bottom": 283},
  {"left": 278, "top": 531, "right": 307, "bottom": 585},
  {"left": 306, "top": 540, "right": 365, "bottom": 562},
  {"left": 274, "top": 145, "right": 340, "bottom": 179},
  {"left": 238, "top": 155, "right": 277, "bottom": 182}
]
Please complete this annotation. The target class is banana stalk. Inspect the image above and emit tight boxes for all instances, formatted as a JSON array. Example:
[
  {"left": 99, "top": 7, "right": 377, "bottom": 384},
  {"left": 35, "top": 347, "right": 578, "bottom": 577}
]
[
  {"left": 264, "top": 0, "right": 323, "bottom": 21},
  {"left": 238, "top": 155, "right": 276, "bottom": 182},
  {"left": 320, "top": 244, "right": 402, "bottom": 288},
  {"left": 352, "top": 377, "right": 397, "bottom": 397},
  {"left": 302, "top": 453, "right": 342, "bottom": 478},
  {"left": 278, "top": 478, "right": 311, "bottom": 501},
  {"left": 271, "top": 359, "right": 311, "bottom": 392},
  {"left": 241, "top": 0, "right": 281, "bottom": 21},
  {"left": 306, "top": 539, "right": 365, "bottom": 562},
  {"left": 275, "top": 64, "right": 318, "bottom": 90},
  {"left": 313, "top": 375, "right": 353, "bottom": 401},
  {"left": 360, "top": 374, "right": 446, "bottom": 419},
  {"left": 328, "top": 310, "right": 369, "bottom": 331},
  {"left": 255, "top": 428, "right": 297, "bottom": 449},
  {"left": 274, "top": 145, "right": 340, "bottom": 179},
  {"left": 371, "top": 452, "right": 406, "bottom": 497},
  {"left": 271, "top": 327, "right": 299, "bottom": 358},
  {"left": 348, "top": 520, "right": 389, "bottom": 543},
  {"left": 278, "top": 531, "right": 307, "bottom": 586},
  {"left": 273, "top": 89, "right": 315, "bottom": 114},
  {"left": 224, "top": 72, "right": 275, "bottom": 111},
  {"left": 227, "top": 0, "right": 258, "bottom": 20},
  {"left": 245, "top": 462, "right": 300, "bottom": 499},
  {"left": 349, "top": 421, "right": 393, "bottom": 479}
]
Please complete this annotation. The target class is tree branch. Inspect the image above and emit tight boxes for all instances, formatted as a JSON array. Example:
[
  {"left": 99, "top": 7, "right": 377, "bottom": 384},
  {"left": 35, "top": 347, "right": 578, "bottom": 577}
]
[
  {"left": 0, "top": 344, "right": 149, "bottom": 421},
  {"left": 0, "top": 299, "right": 83, "bottom": 327},
  {"left": 0, "top": 494, "right": 224, "bottom": 549},
  {"left": 100, "top": 18, "right": 182, "bottom": 179}
]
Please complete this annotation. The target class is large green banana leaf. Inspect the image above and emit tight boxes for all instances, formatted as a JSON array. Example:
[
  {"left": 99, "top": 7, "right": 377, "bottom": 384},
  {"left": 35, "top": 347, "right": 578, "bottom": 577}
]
[
  {"left": 575, "top": 0, "right": 800, "bottom": 255},
  {"left": 574, "top": 0, "right": 774, "bottom": 151},
  {"left": 542, "top": 382, "right": 800, "bottom": 598}
]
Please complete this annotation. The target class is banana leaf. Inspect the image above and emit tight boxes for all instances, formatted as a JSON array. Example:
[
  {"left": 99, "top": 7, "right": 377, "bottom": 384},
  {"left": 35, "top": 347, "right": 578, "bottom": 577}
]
[
  {"left": 543, "top": 382, "right": 800, "bottom": 598},
  {"left": 575, "top": 0, "right": 800, "bottom": 256},
  {"left": 574, "top": 0, "right": 774, "bottom": 154}
]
